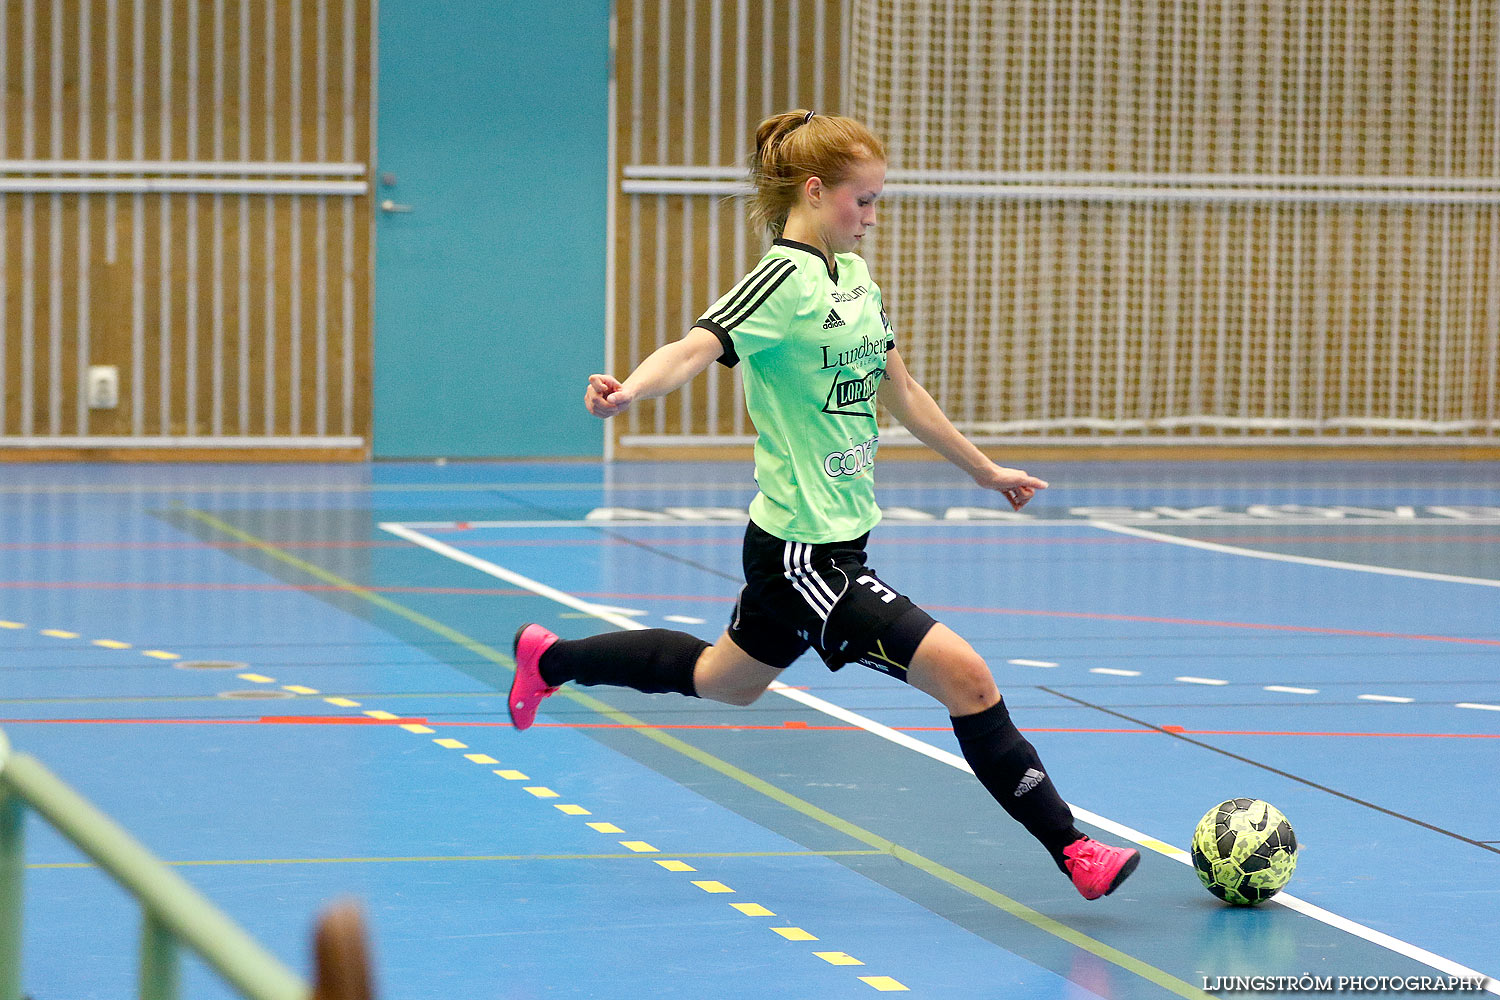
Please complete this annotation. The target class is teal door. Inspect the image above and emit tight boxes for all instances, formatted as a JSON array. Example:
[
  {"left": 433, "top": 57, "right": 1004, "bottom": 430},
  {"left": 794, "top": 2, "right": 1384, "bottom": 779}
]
[{"left": 374, "top": 3, "right": 609, "bottom": 457}]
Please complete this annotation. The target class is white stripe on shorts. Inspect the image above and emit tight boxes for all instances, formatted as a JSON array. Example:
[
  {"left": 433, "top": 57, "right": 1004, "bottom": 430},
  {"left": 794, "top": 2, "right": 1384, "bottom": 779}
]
[{"left": 784, "top": 541, "right": 837, "bottom": 619}]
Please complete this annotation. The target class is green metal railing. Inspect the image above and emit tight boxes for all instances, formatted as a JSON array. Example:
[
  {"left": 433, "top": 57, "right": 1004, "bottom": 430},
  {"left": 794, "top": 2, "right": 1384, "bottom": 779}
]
[{"left": 0, "top": 727, "right": 310, "bottom": 1000}]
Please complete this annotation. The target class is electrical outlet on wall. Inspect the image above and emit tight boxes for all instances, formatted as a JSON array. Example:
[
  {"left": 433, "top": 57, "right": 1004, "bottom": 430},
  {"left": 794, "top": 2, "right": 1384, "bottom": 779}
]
[{"left": 87, "top": 365, "right": 119, "bottom": 409}]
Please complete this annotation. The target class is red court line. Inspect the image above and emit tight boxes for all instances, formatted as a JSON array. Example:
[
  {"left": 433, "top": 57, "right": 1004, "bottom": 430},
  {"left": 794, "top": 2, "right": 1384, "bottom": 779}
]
[
  {"left": 4, "top": 718, "right": 1497, "bottom": 739},
  {"left": 0, "top": 580, "right": 540, "bottom": 596},
  {"left": 924, "top": 604, "right": 1500, "bottom": 648},
  {"left": 1, "top": 579, "right": 1494, "bottom": 646}
]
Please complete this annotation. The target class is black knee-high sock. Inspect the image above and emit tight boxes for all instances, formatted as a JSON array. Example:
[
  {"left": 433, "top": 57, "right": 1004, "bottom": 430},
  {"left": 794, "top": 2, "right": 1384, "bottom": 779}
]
[
  {"left": 537, "top": 629, "right": 706, "bottom": 698},
  {"left": 951, "top": 699, "right": 1084, "bottom": 870}
]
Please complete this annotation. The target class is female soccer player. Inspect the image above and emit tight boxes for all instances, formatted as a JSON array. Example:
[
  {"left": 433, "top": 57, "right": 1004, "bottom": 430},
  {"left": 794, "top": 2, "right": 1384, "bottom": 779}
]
[{"left": 511, "top": 110, "right": 1139, "bottom": 899}]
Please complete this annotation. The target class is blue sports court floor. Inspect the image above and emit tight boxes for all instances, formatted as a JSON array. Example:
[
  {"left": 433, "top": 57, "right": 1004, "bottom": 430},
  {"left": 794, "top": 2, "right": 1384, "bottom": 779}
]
[{"left": 2, "top": 459, "right": 1497, "bottom": 998}]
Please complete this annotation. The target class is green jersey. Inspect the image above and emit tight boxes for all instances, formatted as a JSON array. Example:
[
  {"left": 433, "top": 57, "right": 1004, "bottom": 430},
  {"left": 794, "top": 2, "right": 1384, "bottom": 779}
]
[{"left": 697, "top": 239, "right": 894, "bottom": 544}]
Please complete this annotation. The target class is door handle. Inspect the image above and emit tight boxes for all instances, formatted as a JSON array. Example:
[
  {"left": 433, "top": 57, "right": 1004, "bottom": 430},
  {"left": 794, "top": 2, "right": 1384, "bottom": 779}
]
[{"left": 379, "top": 199, "right": 414, "bottom": 213}]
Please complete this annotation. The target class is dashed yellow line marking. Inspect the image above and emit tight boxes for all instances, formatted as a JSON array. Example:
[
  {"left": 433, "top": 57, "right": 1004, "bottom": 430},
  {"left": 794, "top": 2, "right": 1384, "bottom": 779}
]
[
  {"left": 692, "top": 881, "right": 734, "bottom": 894},
  {"left": 142, "top": 650, "right": 180, "bottom": 660},
  {"left": 730, "top": 903, "right": 774, "bottom": 917},
  {"left": 655, "top": 860, "right": 695, "bottom": 872},
  {"left": 401, "top": 724, "right": 435, "bottom": 734},
  {"left": 323, "top": 697, "right": 360, "bottom": 707},
  {"left": 283, "top": 685, "right": 319, "bottom": 695},
  {"left": 237, "top": 673, "right": 275, "bottom": 684},
  {"left": 42, "top": 629, "right": 80, "bottom": 638},
  {"left": 464, "top": 753, "right": 498, "bottom": 764},
  {"left": 815, "top": 952, "right": 864, "bottom": 966},
  {"left": 0, "top": 621, "right": 24, "bottom": 629},
  {"left": 92, "top": 639, "right": 132, "bottom": 649},
  {"left": 619, "top": 841, "right": 658, "bottom": 854},
  {"left": 433, "top": 738, "right": 467, "bottom": 749},
  {"left": 554, "top": 804, "right": 589, "bottom": 815},
  {"left": 364, "top": 710, "right": 399, "bottom": 721},
  {"left": 495, "top": 770, "right": 529, "bottom": 781},
  {"left": 524, "top": 787, "right": 559, "bottom": 799},
  {"left": 33, "top": 850, "right": 872, "bottom": 870},
  {"left": 771, "top": 927, "right": 816, "bottom": 941},
  {"left": 859, "top": 976, "right": 909, "bottom": 992},
  {"left": 587, "top": 822, "right": 624, "bottom": 834}
]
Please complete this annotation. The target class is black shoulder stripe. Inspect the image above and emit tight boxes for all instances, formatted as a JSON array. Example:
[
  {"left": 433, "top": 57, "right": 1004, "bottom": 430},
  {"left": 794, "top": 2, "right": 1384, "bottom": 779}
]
[
  {"left": 710, "top": 257, "right": 794, "bottom": 319},
  {"left": 707, "top": 258, "right": 797, "bottom": 332},
  {"left": 704, "top": 259, "right": 785, "bottom": 328}
]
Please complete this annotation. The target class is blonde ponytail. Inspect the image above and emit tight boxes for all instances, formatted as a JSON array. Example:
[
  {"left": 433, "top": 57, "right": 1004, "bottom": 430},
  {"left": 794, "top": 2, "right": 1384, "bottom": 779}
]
[{"left": 748, "top": 110, "right": 886, "bottom": 238}]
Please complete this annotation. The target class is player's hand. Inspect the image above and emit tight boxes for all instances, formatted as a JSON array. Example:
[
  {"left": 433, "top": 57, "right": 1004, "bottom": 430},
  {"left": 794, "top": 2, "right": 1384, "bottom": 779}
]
[
  {"left": 585, "top": 374, "right": 633, "bottom": 418},
  {"left": 973, "top": 465, "right": 1048, "bottom": 511}
]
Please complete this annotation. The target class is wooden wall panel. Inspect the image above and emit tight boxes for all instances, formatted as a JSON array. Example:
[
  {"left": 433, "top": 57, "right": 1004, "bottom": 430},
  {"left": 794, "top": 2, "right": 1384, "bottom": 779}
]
[{"left": 0, "top": 0, "right": 372, "bottom": 459}]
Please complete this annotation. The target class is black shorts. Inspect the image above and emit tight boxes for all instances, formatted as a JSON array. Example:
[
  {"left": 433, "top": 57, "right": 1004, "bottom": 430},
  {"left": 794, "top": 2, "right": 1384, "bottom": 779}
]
[{"left": 726, "top": 519, "right": 938, "bottom": 678}]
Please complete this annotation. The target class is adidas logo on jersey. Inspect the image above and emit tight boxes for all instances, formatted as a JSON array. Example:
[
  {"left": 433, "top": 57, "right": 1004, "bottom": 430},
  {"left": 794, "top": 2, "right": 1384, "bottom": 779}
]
[
  {"left": 822, "top": 309, "right": 846, "bottom": 329},
  {"left": 1013, "top": 768, "right": 1046, "bottom": 797}
]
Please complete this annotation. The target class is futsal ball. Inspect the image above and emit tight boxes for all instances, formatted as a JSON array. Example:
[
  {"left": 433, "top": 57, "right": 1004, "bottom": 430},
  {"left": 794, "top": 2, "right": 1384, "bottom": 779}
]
[{"left": 1191, "top": 798, "right": 1298, "bottom": 905}]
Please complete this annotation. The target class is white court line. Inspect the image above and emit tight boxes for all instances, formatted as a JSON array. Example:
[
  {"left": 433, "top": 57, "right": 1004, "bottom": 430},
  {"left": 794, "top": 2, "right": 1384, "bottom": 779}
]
[
  {"left": 379, "top": 520, "right": 1500, "bottom": 993},
  {"left": 1089, "top": 520, "right": 1500, "bottom": 587},
  {"left": 391, "top": 515, "right": 1500, "bottom": 530}
]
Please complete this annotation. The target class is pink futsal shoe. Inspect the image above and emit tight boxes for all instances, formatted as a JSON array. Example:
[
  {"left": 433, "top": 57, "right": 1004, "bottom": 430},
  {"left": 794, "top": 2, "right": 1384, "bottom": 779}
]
[
  {"left": 509, "top": 624, "right": 561, "bottom": 731},
  {"left": 1063, "top": 837, "right": 1141, "bottom": 900}
]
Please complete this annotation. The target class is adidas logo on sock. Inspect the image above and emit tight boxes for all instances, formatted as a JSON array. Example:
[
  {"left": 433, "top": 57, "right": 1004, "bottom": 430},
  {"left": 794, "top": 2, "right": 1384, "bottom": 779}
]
[
  {"left": 1013, "top": 768, "right": 1046, "bottom": 797},
  {"left": 822, "top": 309, "right": 846, "bottom": 329}
]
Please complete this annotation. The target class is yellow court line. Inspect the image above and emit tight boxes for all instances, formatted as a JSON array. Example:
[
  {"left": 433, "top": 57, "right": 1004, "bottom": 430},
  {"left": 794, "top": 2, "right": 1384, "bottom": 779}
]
[
  {"left": 859, "top": 976, "right": 910, "bottom": 992},
  {"left": 692, "top": 881, "right": 734, "bottom": 894},
  {"left": 180, "top": 506, "right": 1212, "bottom": 1000}
]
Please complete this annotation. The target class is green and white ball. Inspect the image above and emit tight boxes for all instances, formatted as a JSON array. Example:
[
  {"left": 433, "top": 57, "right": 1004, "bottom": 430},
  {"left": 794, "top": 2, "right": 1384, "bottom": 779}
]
[{"left": 1191, "top": 798, "right": 1298, "bottom": 905}]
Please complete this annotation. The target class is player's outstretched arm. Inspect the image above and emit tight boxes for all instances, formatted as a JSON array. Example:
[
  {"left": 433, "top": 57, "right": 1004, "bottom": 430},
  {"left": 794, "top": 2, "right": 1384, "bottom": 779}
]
[
  {"left": 585, "top": 326, "right": 724, "bottom": 419},
  {"left": 878, "top": 347, "right": 1047, "bottom": 509}
]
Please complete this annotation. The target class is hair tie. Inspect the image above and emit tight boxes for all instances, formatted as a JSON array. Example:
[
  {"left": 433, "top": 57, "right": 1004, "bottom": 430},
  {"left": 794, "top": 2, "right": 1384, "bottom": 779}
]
[{"left": 803, "top": 110, "right": 815, "bottom": 124}]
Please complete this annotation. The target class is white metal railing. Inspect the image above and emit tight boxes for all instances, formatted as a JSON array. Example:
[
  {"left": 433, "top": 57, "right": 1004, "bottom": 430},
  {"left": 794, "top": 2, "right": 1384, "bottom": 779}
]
[
  {"left": 0, "top": 160, "right": 367, "bottom": 195},
  {"left": 0, "top": 159, "right": 365, "bottom": 175},
  {"left": 622, "top": 166, "right": 1500, "bottom": 204}
]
